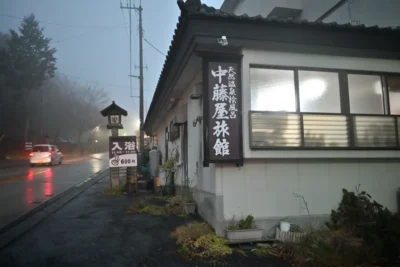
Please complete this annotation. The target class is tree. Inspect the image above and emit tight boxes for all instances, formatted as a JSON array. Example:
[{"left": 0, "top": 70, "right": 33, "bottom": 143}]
[
  {"left": 4, "top": 14, "right": 57, "bottom": 142},
  {"left": 6, "top": 14, "right": 56, "bottom": 91}
]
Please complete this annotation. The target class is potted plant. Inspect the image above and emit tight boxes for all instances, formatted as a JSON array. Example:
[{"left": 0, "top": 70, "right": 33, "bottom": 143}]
[
  {"left": 182, "top": 178, "right": 196, "bottom": 214},
  {"left": 226, "top": 215, "right": 263, "bottom": 242},
  {"left": 159, "top": 148, "right": 179, "bottom": 196}
]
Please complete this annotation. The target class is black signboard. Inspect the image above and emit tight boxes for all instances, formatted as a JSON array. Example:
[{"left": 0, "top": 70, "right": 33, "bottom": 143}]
[
  {"left": 109, "top": 136, "right": 137, "bottom": 167},
  {"left": 203, "top": 56, "right": 243, "bottom": 166}
]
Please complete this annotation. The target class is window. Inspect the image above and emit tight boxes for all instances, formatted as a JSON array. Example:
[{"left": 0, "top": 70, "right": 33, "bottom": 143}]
[
  {"left": 249, "top": 67, "right": 400, "bottom": 149},
  {"left": 348, "top": 74, "right": 384, "bottom": 114},
  {"left": 388, "top": 76, "right": 400, "bottom": 115},
  {"left": 299, "top": 71, "right": 341, "bottom": 113},
  {"left": 32, "top": 146, "right": 49, "bottom": 152},
  {"left": 250, "top": 68, "right": 296, "bottom": 112}
]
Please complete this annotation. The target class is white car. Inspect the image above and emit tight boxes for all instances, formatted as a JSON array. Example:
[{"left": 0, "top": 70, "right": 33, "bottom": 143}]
[{"left": 30, "top": 144, "right": 64, "bottom": 167}]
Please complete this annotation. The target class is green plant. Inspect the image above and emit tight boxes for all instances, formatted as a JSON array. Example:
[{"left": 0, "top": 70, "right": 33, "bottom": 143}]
[
  {"left": 177, "top": 246, "right": 191, "bottom": 257},
  {"left": 227, "top": 215, "right": 257, "bottom": 230},
  {"left": 160, "top": 148, "right": 179, "bottom": 172}
]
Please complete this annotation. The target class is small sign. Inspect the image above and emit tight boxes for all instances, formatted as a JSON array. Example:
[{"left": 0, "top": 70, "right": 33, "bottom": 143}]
[
  {"left": 109, "top": 136, "right": 137, "bottom": 167},
  {"left": 110, "top": 115, "right": 120, "bottom": 125},
  {"left": 25, "top": 142, "right": 33, "bottom": 151}
]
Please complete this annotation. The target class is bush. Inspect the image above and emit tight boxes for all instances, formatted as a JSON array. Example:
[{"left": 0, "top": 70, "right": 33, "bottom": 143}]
[
  {"left": 171, "top": 222, "right": 213, "bottom": 245},
  {"left": 326, "top": 187, "right": 400, "bottom": 265}
]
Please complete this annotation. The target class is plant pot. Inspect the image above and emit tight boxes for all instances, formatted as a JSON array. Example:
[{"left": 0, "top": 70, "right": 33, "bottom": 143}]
[
  {"left": 226, "top": 229, "right": 263, "bottom": 242},
  {"left": 183, "top": 202, "right": 196, "bottom": 214},
  {"left": 280, "top": 221, "right": 290, "bottom": 232}
]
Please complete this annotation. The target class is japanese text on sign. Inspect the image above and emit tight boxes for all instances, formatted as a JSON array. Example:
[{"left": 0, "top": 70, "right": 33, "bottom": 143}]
[
  {"left": 109, "top": 136, "right": 137, "bottom": 167},
  {"left": 210, "top": 65, "right": 237, "bottom": 157}
]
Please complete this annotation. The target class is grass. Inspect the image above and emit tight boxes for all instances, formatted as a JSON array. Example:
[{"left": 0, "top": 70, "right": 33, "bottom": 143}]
[
  {"left": 103, "top": 187, "right": 122, "bottom": 197},
  {"left": 139, "top": 205, "right": 166, "bottom": 216}
]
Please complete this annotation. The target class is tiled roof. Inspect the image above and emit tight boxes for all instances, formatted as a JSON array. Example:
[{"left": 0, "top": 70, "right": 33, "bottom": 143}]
[{"left": 144, "top": 0, "right": 400, "bottom": 131}]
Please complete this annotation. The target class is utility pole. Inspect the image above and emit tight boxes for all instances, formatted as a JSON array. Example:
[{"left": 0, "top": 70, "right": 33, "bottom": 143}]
[{"left": 122, "top": 0, "right": 145, "bottom": 153}]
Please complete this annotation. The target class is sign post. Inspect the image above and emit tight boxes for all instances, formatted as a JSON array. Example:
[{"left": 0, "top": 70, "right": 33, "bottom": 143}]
[{"left": 100, "top": 101, "right": 131, "bottom": 190}]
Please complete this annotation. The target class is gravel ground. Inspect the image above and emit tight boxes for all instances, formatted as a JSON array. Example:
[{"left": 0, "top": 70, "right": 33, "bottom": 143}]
[{"left": 0, "top": 178, "right": 291, "bottom": 267}]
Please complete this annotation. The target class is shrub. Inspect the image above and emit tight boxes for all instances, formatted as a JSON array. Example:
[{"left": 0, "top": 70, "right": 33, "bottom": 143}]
[
  {"left": 165, "top": 196, "right": 185, "bottom": 216},
  {"left": 193, "top": 234, "right": 233, "bottom": 259},
  {"left": 171, "top": 222, "right": 213, "bottom": 245},
  {"left": 326, "top": 187, "right": 400, "bottom": 265},
  {"left": 171, "top": 223, "right": 232, "bottom": 261}
]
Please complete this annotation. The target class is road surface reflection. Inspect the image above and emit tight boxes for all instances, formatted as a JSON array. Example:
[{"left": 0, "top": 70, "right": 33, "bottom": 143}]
[{"left": 44, "top": 168, "right": 53, "bottom": 197}]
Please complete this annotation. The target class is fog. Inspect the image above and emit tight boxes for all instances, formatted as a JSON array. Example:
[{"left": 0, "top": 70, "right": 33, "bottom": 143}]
[{"left": 0, "top": 0, "right": 222, "bottom": 154}]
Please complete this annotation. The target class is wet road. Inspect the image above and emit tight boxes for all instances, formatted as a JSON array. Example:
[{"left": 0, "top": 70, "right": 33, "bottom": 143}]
[{"left": 0, "top": 153, "right": 108, "bottom": 229}]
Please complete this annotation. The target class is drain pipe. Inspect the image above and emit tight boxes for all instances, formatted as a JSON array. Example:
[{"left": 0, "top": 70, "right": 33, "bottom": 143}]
[{"left": 315, "top": 0, "right": 349, "bottom": 22}]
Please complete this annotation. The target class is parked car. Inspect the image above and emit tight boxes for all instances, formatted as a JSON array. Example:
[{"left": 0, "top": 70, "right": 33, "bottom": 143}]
[{"left": 30, "top": 144, "right": 64, "bottom": 167}]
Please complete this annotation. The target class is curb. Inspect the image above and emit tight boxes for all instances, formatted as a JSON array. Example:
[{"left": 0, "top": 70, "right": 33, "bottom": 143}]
[{"left": 0, "top": 167, "right": 109, "bottom": 250}]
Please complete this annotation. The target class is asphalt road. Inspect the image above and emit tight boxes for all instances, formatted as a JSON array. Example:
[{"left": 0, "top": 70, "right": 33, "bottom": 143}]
[{"left": 0, "top": 153, "right": 108, "bottom": 229}]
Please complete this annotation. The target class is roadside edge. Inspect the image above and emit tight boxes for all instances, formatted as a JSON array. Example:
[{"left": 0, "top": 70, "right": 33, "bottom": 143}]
[{"left": 0, "top": 167, "right": 109, "bottom": 250}]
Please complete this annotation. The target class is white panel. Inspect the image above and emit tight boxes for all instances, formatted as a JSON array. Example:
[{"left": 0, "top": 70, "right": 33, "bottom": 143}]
[{"left": 221, "top": 160, "right": 400, "bottom": 221}]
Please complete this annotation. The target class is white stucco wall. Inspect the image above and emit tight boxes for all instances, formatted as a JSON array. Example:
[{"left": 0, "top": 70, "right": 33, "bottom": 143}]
[
  {"left": 242, "top": 49, "right": 400, "bottom": 159},
  {"left": 234, "top": 0, "right": 302, "bottom": 17},
  {"left": 221, "top": 160, "right": 400, "bottom": 220}
]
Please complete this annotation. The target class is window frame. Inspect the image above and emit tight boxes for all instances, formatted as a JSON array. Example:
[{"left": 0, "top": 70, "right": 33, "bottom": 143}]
[{"left": 249, "top": 64, "right": 400, "bottom": 150}]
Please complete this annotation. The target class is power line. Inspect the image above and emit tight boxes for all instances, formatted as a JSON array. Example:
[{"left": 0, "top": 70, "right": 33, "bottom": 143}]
[
  {"left": 143, "top": 36, "right": 166, "bottom": 57},
  {"left": 0, "top": 13, "right": 126, "bottom": 29},
  {"left": 119, "top": 0, "right": 129, "bottom": 38}
]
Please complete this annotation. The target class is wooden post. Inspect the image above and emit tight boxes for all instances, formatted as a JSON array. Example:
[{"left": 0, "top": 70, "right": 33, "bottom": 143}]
[
  {"left": 126, "top": 166, "right": 138, "bottom": 194},
  {"left": 110, "top": 128, "right": 120, "bottom": 189}
]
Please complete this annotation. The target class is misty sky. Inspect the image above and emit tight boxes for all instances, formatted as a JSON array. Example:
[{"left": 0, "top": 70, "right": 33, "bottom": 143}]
[{"left": 0, "top": 0, "right": 223, "bottom": 134}]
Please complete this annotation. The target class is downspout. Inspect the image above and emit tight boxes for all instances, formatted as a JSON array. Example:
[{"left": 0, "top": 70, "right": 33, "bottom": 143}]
[{"left": 315, "top": 0, "right": 349, "bottom": 22}]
